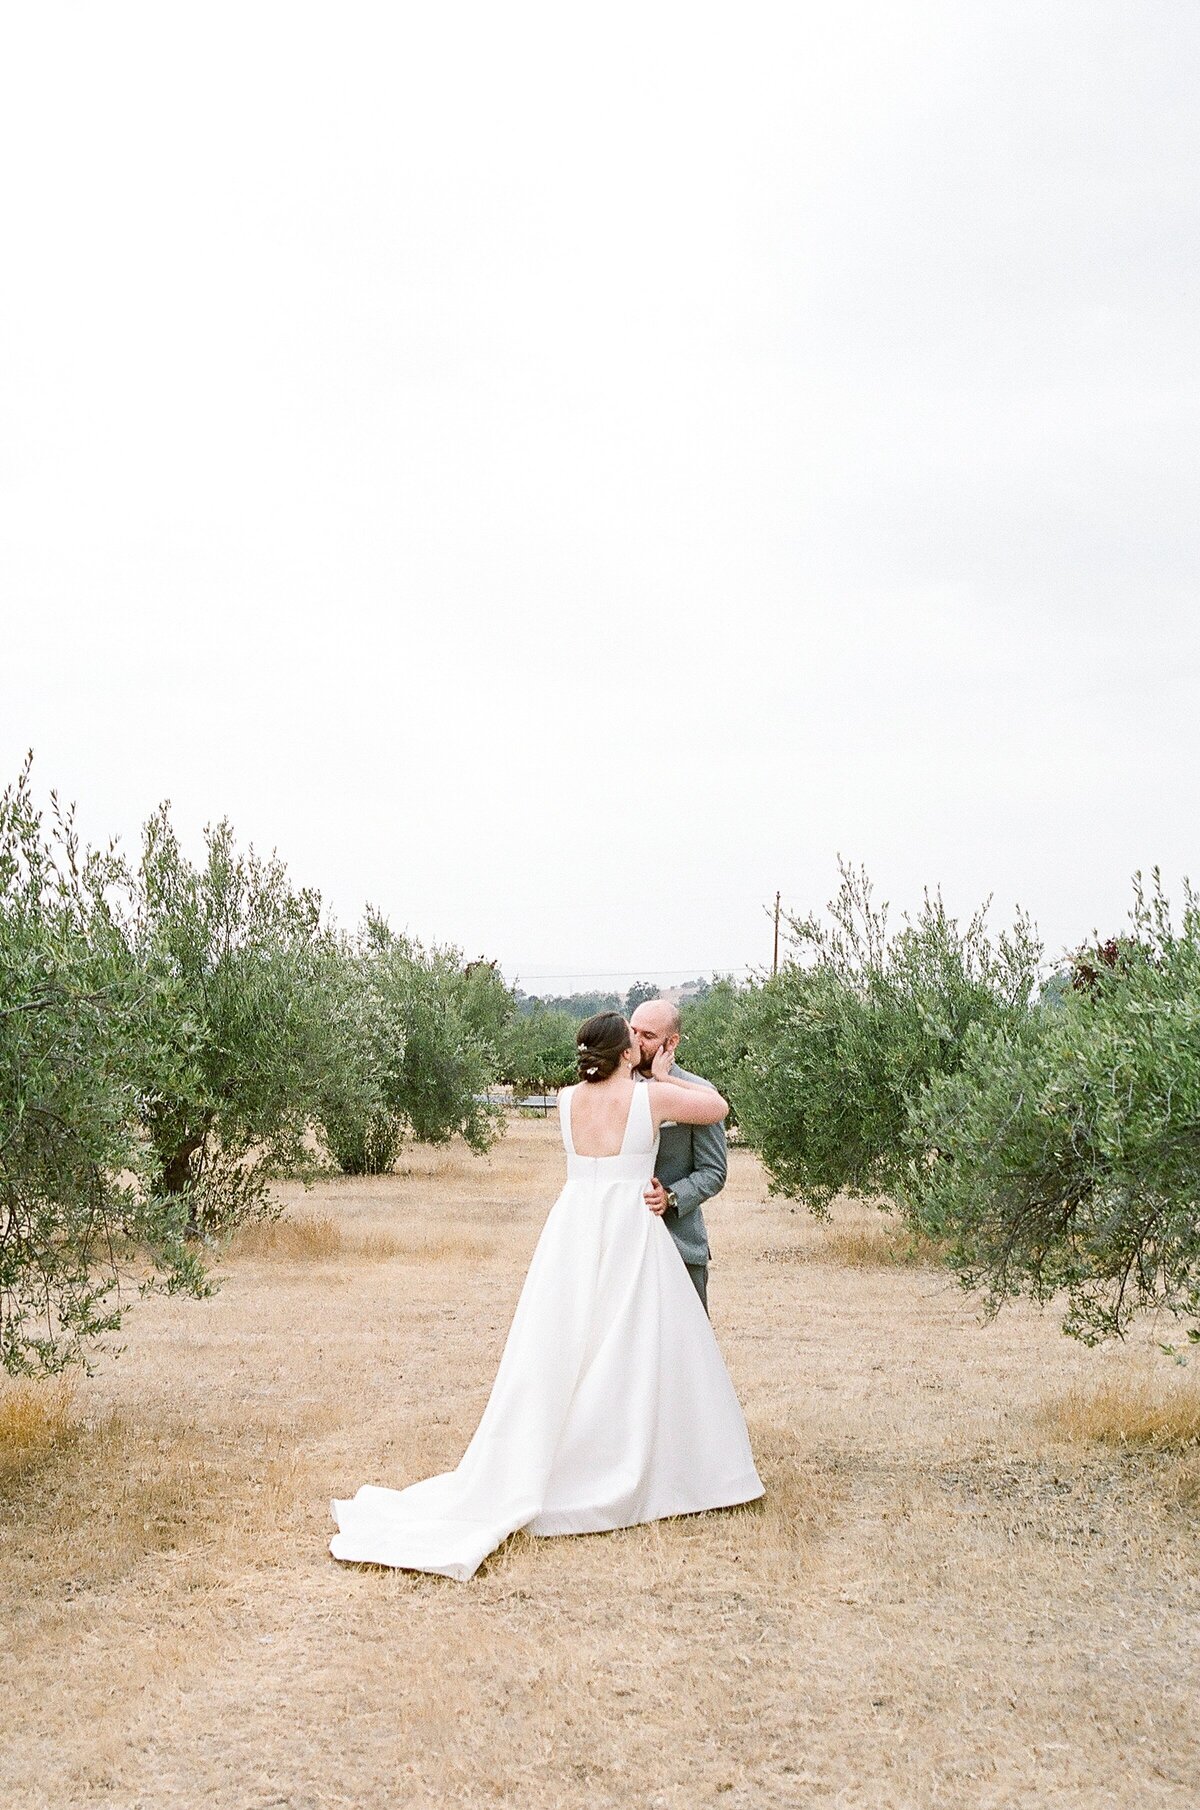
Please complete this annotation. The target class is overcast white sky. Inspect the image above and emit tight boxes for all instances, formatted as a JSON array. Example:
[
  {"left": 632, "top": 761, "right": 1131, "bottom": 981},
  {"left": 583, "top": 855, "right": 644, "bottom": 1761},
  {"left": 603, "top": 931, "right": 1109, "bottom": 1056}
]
[{"left": 2, "top": 2, "right": 1197, "bottom": 993}]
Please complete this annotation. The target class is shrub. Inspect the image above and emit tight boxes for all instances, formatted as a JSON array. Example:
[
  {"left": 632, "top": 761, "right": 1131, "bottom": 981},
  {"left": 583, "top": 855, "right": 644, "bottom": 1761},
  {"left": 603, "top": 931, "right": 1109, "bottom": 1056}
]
[
  {"left": 499, "top": 1007, "right": 577, "bottom": 1099},
  {"left": 678, "top": 977, "right": 753, "bottom": 1126},
  {"left": 104, "top": 806, "right": 330, "bottom": 1235},
  {"left": 0, "top": 763, "right": 210, "bottom": 1373},
  {"left": 316, "top": 914, "right": 505, "bottom": 1175},
  {"left": 735, "top": 861, "right": 1041, "bottom": 1213},
  {"left": 912, "top": 873, "right": 1200, "bottom": 1342}
]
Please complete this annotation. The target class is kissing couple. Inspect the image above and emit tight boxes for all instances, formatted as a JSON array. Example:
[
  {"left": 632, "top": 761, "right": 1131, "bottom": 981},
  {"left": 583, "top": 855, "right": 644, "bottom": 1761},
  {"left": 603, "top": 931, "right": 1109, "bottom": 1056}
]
[{"left": 331, "top": 997, "right": 762, "bottom": 1580}]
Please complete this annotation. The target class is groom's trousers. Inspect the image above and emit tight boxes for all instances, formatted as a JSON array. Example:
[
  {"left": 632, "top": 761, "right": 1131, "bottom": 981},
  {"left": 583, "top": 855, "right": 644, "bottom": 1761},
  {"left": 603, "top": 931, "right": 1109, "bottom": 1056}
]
[{"left": 685, "top": 1263, "right": 709, "bottom": 1314}]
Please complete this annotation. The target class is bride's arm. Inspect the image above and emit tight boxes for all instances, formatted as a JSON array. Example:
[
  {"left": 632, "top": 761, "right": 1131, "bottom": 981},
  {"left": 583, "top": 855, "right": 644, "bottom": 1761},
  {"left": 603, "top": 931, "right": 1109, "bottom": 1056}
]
[
  {"left": 646, "top": 1053, "right": 728, "bottom": 1128},
  {"left": 648, "top": 1079, "right": 728, "bottom": 1127}
]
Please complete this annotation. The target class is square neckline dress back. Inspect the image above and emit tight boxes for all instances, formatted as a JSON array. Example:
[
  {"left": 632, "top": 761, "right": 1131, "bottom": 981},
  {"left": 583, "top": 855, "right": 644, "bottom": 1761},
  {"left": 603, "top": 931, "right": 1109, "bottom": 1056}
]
[{"left": 330, "top": 1081, "right": 763, "bottom": 1581}]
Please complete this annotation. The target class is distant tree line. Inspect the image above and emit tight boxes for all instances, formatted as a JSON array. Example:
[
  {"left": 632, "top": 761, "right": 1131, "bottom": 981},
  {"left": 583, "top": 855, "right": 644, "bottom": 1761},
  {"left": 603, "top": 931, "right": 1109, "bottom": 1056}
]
[
  {"left": 515, "top": 989, "right": 620, "bottom": 1019},
  {"left": 514, "top": 979, "right": 714, "bottom": 1020}
]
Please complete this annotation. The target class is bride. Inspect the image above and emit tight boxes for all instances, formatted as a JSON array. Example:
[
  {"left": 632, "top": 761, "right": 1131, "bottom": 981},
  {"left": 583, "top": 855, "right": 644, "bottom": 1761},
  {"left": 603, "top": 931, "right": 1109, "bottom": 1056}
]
[{"left": 330, "top": 1011, "right": 763, "bottom": 1580}]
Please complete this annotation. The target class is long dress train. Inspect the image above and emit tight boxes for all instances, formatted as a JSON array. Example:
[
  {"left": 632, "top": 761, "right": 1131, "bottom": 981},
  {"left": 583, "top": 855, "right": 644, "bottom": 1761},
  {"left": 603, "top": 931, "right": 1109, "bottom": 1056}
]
[{"left": 329, "top": 1082, "right": 763, "bottom": 1580}]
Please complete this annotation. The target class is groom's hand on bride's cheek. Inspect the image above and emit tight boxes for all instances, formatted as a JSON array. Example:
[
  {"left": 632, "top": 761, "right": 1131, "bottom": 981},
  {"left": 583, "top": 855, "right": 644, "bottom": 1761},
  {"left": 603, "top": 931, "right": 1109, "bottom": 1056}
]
[{"left": 645, "top": 1178, "right": 668, "bottom": 1215}]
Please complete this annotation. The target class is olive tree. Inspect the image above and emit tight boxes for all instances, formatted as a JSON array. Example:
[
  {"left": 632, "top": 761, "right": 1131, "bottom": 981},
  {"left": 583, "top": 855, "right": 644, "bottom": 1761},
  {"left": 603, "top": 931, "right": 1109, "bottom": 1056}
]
[
  {"left": 736, "top": 862, "right": 1042, "bottom": 1212},
  {"left": 107, "top": 806, "right": 329, "bottom": 1235},
  {"left": 499, "top": 1007, "right": 578, "bottom": 1102},
  {"left": 457, "top": 956, "right": 518, "bottom": 1068},
  {"left": 912, "top": 874, "right": 1200, "bottom": 1343},
  {"left": 677, "top": 977, "right": 753, "bottom": 1128},
  {"left": 316, "top": 914, "right": 505, "bottom": 1175},
  {"left": 0, "top": 763, "right": 208, "bottom": 1373}
]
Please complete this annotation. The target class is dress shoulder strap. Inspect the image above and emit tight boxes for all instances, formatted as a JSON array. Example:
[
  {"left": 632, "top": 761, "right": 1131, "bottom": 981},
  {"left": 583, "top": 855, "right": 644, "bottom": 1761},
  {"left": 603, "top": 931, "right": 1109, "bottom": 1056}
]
[
  {"left": 559, "top": 1085, "right": 576, "bottom": 1156},
  {"left": 625, "top": 1078, "right": 656, "bottom": 1154}
]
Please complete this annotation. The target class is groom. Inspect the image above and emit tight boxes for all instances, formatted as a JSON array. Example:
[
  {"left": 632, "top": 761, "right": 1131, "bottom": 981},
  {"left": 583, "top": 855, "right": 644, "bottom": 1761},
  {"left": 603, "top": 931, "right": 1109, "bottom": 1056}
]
[{"left": 630, "top": 998, "right": 727, "bottom": 1312}]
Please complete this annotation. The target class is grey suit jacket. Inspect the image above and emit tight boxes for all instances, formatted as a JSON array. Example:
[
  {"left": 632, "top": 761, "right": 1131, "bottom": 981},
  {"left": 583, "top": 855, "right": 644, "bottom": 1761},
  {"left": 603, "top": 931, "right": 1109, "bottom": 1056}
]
[{"left": 644, "top": 1062, "right": 728, "bottom": 1269}]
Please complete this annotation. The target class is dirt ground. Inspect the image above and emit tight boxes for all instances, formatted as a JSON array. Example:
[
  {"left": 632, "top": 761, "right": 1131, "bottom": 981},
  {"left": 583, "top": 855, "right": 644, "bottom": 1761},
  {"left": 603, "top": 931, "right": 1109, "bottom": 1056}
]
[{"left": 4, "top": 1117, "right": 1199, "bottom": 1809}]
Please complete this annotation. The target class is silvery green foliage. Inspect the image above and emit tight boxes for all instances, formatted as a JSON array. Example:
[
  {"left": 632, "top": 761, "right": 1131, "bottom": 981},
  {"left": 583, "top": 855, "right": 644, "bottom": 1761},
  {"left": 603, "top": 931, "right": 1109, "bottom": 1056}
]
[
  {"left": 913, "top": 873, "right": 1200, "bottom": 1343},
  {"left": 0, "top": 762, "right": 209, "bottom": 1374},
  {"left": 678, "top": 977, "right": 753, "bottom": 1129},
  {"left": 106, "top": 806, "right": 330, "bottom": 1235},
  {"left": 317, "top": 912, "right": 505, "bottom": 1176},
  {"left": 735, "top": 861, "right": 1042, "bottom": 1214},
  {"left": 498, "top": 1007, "right": 578, "bottom": 1100}
]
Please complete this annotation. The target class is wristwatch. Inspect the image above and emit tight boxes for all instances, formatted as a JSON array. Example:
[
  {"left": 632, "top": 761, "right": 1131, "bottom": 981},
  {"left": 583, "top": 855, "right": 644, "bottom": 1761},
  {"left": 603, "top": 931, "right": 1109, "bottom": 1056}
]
[{"left": 664, "top": 1188, "right": 678, "bottom": 1211}]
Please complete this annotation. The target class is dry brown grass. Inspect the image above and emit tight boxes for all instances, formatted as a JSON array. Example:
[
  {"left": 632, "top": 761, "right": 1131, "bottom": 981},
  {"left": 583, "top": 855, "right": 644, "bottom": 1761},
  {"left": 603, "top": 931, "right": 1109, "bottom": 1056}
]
[
  {"left": 1038, "top": 1370, "right": 1200, "bottom": 1451},
  {"left": 761, "top": 1221, "right": 946, "bottom": 1269},
  {"left": 0, "top": 1376, "right": 77, "bottom": 1481},
  {"left": 3, "top": 1117, "right": 1199, "bottom": 1810},
  {"left": 759, "top": 1194, "right": 949, "bottom": 1269},
  {"left": 231, "top": 1212, "right": 494, "bottom": 1264},
  {"left": 232, "top": 1211, "right": 345, "bottom": 1260}
]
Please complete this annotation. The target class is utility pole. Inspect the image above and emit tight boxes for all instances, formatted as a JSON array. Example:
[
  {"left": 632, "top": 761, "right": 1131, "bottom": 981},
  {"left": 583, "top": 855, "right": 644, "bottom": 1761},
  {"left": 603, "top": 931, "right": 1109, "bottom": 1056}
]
[{"left": 772, "top": 890, "right": 781, "bottom": 977}]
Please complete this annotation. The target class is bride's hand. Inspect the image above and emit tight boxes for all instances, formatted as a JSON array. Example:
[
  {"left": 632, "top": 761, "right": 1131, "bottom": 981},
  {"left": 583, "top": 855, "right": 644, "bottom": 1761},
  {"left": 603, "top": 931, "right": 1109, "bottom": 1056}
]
[{"left": 649, "top": 1045, "right": 675, "bottom": 1082}]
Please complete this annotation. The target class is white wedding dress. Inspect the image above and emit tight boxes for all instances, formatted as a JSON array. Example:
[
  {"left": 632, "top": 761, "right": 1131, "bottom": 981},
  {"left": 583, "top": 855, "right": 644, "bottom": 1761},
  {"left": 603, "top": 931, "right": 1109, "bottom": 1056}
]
[{"left": 329, "top": 1081, "right": 763, "bottom": 1580}]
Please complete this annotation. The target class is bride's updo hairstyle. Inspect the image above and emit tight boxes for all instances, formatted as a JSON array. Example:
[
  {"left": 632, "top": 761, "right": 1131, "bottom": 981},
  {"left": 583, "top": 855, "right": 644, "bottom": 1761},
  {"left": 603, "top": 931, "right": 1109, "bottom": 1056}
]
[{"left": 575, "top": 1012, "right": 631, "bottom": 1084}]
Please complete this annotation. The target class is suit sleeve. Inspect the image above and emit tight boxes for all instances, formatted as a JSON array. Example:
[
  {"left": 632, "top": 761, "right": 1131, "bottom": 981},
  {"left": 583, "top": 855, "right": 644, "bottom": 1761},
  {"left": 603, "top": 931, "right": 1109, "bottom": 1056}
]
[{"left": 669, "top": 1115, "right": 728, "bottom": 1219}]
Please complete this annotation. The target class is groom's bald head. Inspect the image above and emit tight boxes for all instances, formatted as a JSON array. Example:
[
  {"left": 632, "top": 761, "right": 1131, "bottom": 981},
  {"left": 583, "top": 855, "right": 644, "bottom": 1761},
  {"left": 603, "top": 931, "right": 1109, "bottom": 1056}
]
[
  {"left": 630, "top": 999, "right": 680, "bottom": 1039},
  {"left": 630, "top": 999, "right": 681, "bottom": 1074}
]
